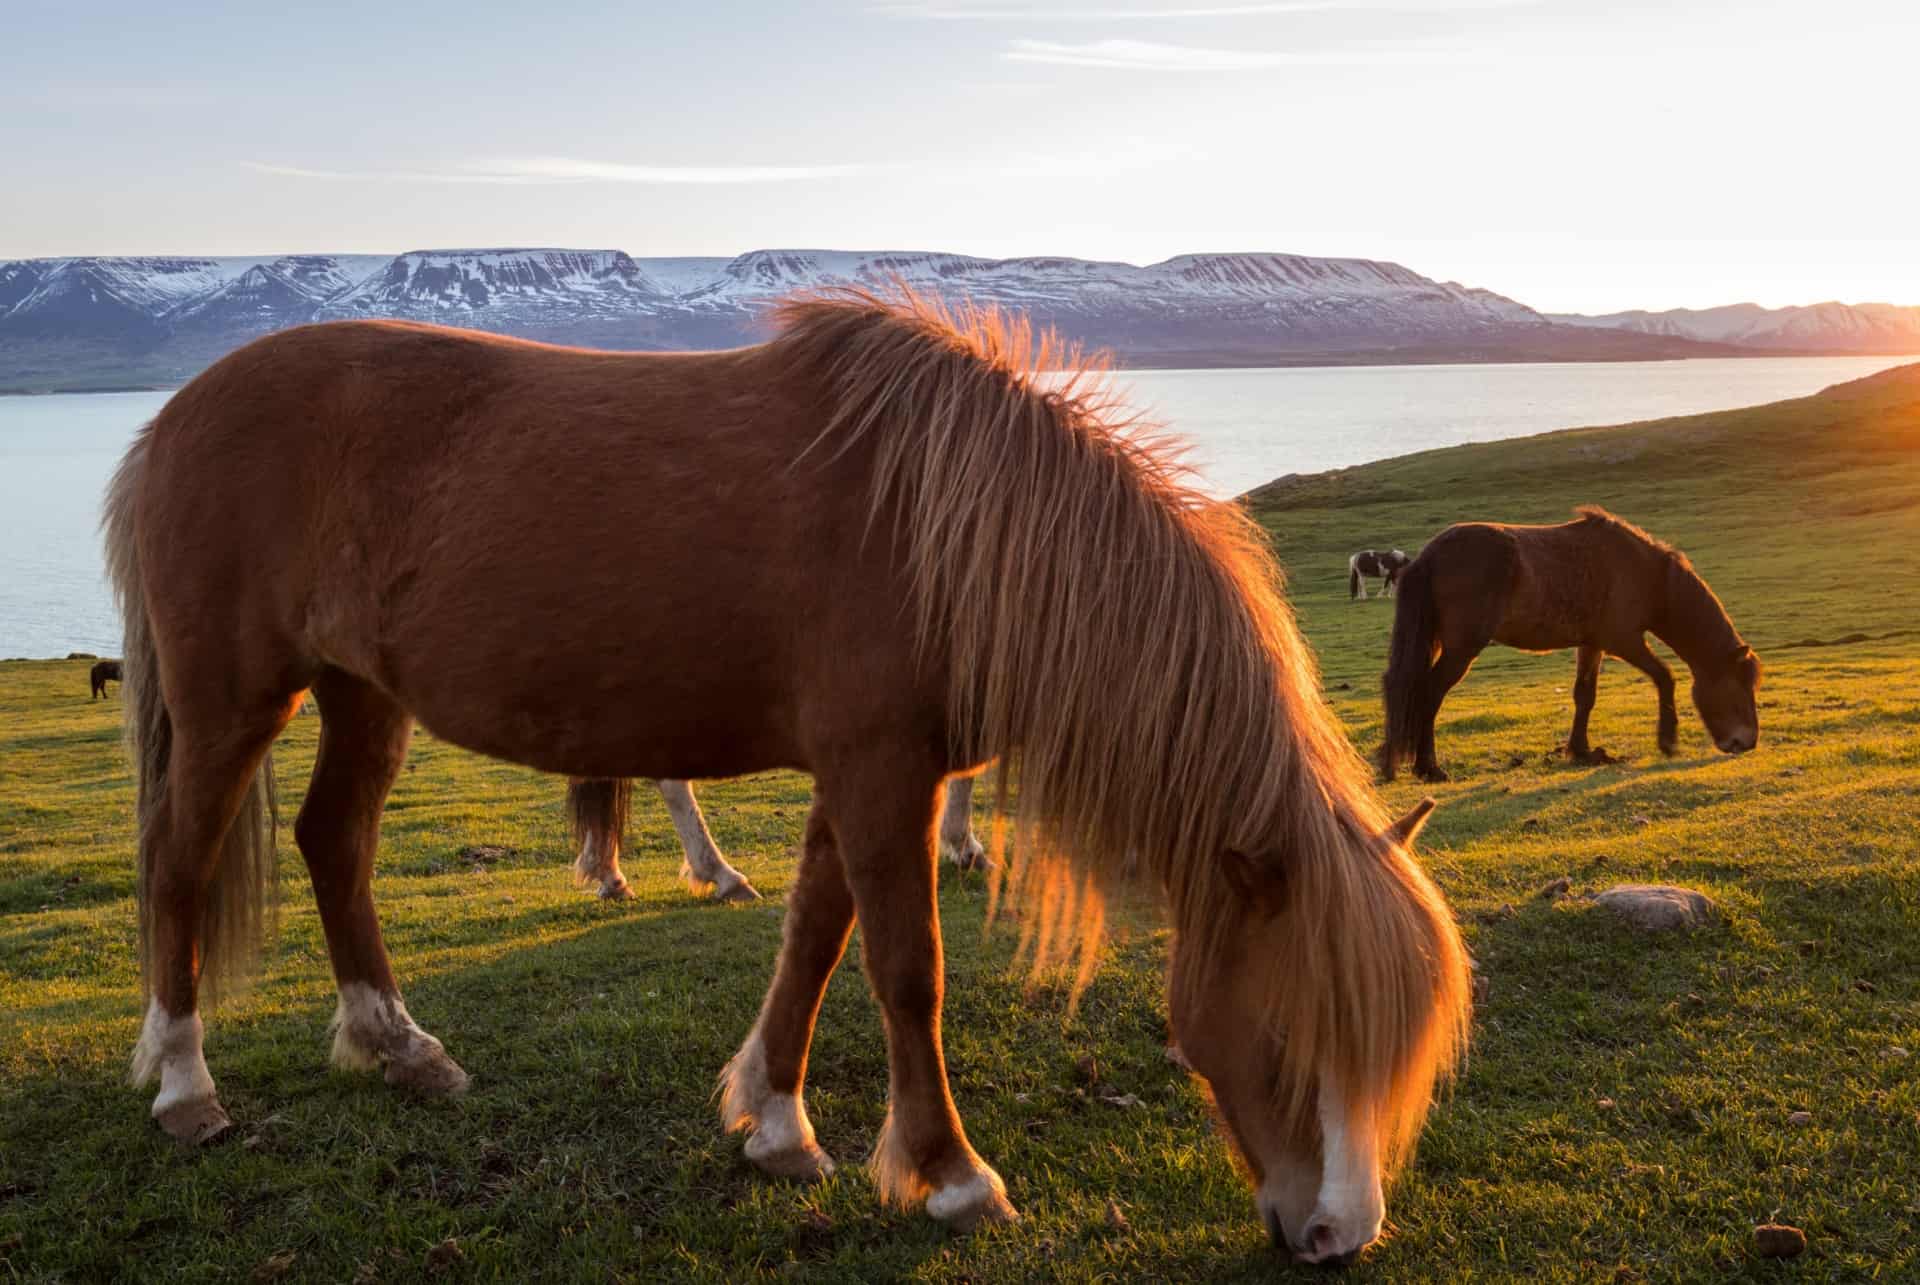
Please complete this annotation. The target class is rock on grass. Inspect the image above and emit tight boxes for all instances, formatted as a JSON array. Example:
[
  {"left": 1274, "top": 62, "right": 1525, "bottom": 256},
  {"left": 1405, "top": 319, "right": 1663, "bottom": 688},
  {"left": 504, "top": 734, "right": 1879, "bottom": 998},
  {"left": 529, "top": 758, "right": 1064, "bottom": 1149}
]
[{"left": 1593, "top": 884, "right": 1714, "bottom": 931}]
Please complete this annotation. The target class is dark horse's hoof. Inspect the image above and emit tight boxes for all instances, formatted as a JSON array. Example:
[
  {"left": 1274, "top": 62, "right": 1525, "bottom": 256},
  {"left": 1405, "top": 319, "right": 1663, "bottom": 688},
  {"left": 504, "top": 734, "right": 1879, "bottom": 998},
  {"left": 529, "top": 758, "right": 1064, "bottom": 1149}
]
[
  {"left": 1413, "top": 764, "right": 1451, "bottom": 783},
  {"left": 1565, "top": 745, "right": 1623, "bottom": 766}
]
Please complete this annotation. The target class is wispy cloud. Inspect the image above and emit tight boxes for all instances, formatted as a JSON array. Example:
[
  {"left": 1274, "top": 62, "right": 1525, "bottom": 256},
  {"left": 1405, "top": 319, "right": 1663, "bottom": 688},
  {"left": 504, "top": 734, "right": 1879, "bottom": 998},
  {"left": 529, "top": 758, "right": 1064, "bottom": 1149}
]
[
  {"left": 244, "top": 157, "right": 865, "bottom": 185},
  {"left": 1002, "top": 36, "right": 1466, "bottom": 67},
  {"left": 881, "top": 0, "right": 1529, "bottom": 18}
]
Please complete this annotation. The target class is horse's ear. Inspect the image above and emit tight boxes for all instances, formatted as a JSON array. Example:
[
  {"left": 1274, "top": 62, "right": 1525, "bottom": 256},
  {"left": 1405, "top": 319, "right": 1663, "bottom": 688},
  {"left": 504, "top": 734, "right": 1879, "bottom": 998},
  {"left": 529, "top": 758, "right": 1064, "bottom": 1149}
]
[
  {"left": 1383, "top": 797, "right": 1438, "bottom": 847},
  {"left": 1740, "top": 648, "right": 1763, "bottom": 688}
]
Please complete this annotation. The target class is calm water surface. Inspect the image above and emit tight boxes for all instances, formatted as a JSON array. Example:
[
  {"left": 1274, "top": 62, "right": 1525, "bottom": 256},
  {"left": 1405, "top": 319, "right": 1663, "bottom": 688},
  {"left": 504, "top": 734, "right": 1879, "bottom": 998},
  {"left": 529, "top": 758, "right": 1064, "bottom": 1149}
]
[{"left": 1, "top": 355, "right": 1908, "bottom": 657}]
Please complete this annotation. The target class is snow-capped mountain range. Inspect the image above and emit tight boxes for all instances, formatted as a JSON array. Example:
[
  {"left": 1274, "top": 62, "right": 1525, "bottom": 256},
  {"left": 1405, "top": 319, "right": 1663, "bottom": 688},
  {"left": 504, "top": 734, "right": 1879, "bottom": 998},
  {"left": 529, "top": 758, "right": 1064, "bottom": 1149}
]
[
  {"left": 1550, "top": 302, "right": 1920, "bottom": 354},
  {"left": 4, "top": 245, "right": 1892, "bottom": 393}
]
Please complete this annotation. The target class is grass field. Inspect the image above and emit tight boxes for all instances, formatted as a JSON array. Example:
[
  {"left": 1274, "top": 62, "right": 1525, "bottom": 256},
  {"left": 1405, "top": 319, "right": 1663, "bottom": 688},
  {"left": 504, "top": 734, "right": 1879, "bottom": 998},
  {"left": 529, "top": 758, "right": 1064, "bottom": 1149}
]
[{"left": 3, "top": 366, "right": 1918, "bottom": 1282}]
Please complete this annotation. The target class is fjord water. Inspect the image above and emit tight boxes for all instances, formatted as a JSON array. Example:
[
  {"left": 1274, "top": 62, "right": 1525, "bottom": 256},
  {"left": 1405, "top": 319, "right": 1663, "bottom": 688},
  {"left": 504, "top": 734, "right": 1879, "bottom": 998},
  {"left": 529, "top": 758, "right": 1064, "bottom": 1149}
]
[{"left": 0, "top": 354, "right": 1908, "bottom": 658}]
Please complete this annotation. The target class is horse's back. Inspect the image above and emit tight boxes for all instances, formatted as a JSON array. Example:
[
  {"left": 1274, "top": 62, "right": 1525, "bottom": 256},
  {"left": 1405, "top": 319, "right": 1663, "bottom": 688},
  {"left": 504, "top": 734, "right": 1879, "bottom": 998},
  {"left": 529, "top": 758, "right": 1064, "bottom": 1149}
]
[{"left": 128, "top": 322, "right": 910, "bottom": 778}]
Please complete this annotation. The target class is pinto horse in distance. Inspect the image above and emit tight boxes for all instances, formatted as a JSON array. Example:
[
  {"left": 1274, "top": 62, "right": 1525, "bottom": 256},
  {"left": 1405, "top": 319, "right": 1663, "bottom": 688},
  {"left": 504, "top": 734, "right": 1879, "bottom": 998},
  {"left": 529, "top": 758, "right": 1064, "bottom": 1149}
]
[
  {"left": 1379, "top": 506, "right": 1760, "bottom": 782},
  {"left": 104, "top": 293, "right": 1468, "bottom": 1263},
  {"left": 567, "top": 775, "right": 985, "bottom": 903},
  {"left": 1348, "top": 549, "right": 1410, "bottom": 600}
]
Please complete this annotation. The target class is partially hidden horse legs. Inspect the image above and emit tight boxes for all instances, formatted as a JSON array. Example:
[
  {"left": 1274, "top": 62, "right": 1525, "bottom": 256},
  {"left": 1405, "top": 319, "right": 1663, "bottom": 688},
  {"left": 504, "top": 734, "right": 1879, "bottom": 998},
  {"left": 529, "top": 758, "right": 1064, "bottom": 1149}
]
[
  {"left": 660, "top": 780, "right": 760, "bottom": 902},
  {"left": 1564, "top": 644, "right": 1618, "bottom": 764},
  {"left": 937, "top": 773, "right": 986, "bottom": 871},
  {"left": 571, "top": 779, "right": 759, "bottom": 902},
  {"left": 1614, "top": 634, "right": 1680, "bottom": 755},
  {"left": 300, "top": 672, "right": 468, "bottom": 1096},
  {"left": 719, "top": 798, "right": 852, "bottom": 1182}
]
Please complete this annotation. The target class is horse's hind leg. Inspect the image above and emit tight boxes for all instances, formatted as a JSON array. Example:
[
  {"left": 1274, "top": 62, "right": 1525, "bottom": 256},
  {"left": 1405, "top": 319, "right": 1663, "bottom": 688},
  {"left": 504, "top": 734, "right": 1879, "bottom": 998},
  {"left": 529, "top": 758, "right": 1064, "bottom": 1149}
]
[
  {"left": 1613, "top": 635, "right": 1679, "bottom": 756},
  {"left": 658, "top": 780, "right": 759, "bottom": 902},
  {"left": 720, "top": 797, "right": 852, "bottom": 1181},
  {"left": 569, "top": 778, "right": 635, "bottom": 900},
  {"left": 133, "top": 704, "right": 294, "bottom": 1143},
  {"left": 298, "top": 671, "right": 466, "bottom": 1096},
  {"left": 937, "top": 775, "right": 986, "bottom": 871},
  {"left": 834, "top": 754, "right": 1014, "bottom": 1229},
  {"left": 1415, "top": 643, "right": 1482, "bottom": 782}
]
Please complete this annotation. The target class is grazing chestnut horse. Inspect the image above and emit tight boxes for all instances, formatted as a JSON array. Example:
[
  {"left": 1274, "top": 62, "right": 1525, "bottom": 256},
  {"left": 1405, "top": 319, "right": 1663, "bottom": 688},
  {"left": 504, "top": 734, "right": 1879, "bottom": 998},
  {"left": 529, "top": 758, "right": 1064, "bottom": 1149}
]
[
  {"left": 568, "top": 775, "right": 984, "bottom": 902},
  {"left": 90, "top": 659, "right": 124, "bottom": 699},
  {"left": 105, "top": 293, "right": 1468, "bottom": 1261},
  {"left": 1379, "top": 507, "right": 1761, "bottom": 782}
]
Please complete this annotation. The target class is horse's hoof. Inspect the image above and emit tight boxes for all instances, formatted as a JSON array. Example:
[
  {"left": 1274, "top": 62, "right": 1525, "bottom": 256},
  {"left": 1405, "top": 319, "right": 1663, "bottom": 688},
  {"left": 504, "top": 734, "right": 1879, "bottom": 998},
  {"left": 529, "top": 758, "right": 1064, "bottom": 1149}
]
[
  {"left": 597, "top": 879, "right": 635, "bottom": 901},
  {"left": 926, "top": 1168, "right": 1019, "bottom": 1232},
  {"left": 385, "top": 1048, "right": 470, "bottom": 1096},
  {"left": 714, "top": 878, "right": 762, "bottom": 904},
  {"left": 745, "top": 1133, "right": 837, "bottom": 1182},
  {"left": 942, "top": 836, "right": 989, "bottom": 872},
  {"left": 1414, "top": 765, "right": 1451, "bottom": 783},
  {"left": 155, "top": 1096, "right": 233, "bottom": 1146},
  {"left": 1566, "top": 746, "right": 1620, "bottom": 766}
]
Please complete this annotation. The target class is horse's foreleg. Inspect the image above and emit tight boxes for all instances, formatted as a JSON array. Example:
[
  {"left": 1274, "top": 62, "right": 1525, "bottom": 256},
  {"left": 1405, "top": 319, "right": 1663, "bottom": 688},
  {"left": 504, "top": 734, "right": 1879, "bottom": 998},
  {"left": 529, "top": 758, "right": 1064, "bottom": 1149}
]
[
  {"left": 720, "top": 798, "right": 851, "bottom": 1181},
  {"left": 1565, "top": 645, "right": 1609, "bottom": 762},
  {"left": 1614, "top": 635, "right": 1679, "bottom": 755},
  {"left": 657, "top": 780, "right": 759, "bottom": 902},
  {"left": 937, "top": 775, "right": 986, "bottom": 871},
  {"left": 832, "top": 760, "right": 1015, "bottom": 1229},
  {"left": 299, "top": 673, "right": 467, "bottom": 1097}
]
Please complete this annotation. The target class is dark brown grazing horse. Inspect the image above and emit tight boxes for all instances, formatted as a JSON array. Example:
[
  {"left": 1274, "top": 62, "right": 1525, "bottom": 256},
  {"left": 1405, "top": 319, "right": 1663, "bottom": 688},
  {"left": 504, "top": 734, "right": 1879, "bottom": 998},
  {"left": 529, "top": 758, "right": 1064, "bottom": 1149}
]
[
  {"left": 90, "top": 659, "right": 123, "bottom": 699},
  {"left": 105, "top": 293, "right": 1467, "bottom": 1262},
  {"left": 1379, "top": 506, "right": 1761, "bottom": 782}
]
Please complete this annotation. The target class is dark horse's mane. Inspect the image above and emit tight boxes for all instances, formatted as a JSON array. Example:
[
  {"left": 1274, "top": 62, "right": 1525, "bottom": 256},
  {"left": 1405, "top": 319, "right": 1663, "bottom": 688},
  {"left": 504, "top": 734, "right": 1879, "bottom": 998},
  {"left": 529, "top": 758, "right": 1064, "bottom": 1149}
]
[
  {"left": 1575, "top": 505, "right": 1759, "bottom": 675},
  {"left": 1574, "top": 505, "right": 1685, "bottom": 564}
]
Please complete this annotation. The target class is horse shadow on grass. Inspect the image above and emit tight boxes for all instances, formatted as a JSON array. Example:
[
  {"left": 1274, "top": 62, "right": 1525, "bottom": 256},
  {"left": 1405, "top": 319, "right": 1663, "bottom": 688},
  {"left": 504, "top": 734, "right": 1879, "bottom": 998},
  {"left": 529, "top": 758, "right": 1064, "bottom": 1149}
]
[{"left": 0, "top": 866, "right": 1319, "bottom": 1280}]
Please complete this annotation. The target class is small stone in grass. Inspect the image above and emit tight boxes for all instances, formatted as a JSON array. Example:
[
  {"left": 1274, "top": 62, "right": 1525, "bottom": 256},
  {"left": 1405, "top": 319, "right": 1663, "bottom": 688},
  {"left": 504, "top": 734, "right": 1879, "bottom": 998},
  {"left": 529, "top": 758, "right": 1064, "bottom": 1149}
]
[
  {"left": 1537, "top": 876, "right": 1571, "bottom": 901},
  {"left": 1886, "top": 1046, "right": 1911, "bottom": 1060},
  {"left": 1754, "top": 1223, "right": 1806, "bottom": 1259},
  {"left": 1786, "top": 1110, "right": 1813, "bottom": 1127},
  {"left": 1852, "top": 979, "right": 1876, "bottom": 994},
  {"left": 1105, "top": 1199, "right": 1130, "bottom": 1231},
  {"left": 1596, "top": 1097, "right": 1616, "bottom": 1110}
]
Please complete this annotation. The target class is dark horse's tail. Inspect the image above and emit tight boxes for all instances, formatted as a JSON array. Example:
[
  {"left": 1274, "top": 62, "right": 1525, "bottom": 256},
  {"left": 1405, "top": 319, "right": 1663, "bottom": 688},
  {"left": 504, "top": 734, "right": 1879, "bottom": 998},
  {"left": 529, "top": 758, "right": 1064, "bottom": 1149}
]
[{"left": 1379, "top": 554, "right": 1438, "bottom": 779}]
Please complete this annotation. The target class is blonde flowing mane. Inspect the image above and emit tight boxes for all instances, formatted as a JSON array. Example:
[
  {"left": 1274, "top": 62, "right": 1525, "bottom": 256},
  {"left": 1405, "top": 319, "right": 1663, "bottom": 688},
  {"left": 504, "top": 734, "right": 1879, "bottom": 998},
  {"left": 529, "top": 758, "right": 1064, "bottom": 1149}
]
[{"left": 769, "top": 289, "right": 1469, "bottom": 1168}]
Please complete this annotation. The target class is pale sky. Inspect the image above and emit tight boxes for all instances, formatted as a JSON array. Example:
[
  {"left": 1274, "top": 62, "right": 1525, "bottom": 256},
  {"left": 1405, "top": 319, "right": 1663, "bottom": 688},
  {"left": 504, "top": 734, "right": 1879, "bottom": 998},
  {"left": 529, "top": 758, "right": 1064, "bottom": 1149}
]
[{"left": 5, "top": 0, "right": 1914, "bottom": 313}]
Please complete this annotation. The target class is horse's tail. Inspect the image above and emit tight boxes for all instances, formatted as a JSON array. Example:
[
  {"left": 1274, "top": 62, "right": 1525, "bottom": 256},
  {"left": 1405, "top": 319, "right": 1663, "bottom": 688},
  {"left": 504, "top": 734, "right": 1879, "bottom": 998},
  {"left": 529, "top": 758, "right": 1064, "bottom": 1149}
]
[
  {"left": 105, "top": 429, "right": 278, "bottom": 1008},
  {"left": 568, "top": 777, "right": 630, "bottom": 883},
  {"left": 1348, "top": 553, "right": 1363, "bottom": 601},
  {"left": 1379, "top": 554, "right": 1438, "bottom": 779}
]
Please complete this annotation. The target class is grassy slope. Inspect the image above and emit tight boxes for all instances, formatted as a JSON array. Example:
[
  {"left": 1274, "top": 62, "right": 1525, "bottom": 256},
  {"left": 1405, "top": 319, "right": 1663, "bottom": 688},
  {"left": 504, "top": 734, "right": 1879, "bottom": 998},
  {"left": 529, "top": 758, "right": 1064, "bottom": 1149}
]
[{"left": 3, "top": 367, "right": 1918, "bottom": 1282}]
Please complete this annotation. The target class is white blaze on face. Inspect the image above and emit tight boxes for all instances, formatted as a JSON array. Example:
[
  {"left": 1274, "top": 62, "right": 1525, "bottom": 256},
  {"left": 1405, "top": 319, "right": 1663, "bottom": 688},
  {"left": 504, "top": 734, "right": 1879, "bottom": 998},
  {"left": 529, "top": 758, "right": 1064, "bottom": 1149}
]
[{"left": 1303, "top": 1076, "right": 1385, "bottom": 1263}]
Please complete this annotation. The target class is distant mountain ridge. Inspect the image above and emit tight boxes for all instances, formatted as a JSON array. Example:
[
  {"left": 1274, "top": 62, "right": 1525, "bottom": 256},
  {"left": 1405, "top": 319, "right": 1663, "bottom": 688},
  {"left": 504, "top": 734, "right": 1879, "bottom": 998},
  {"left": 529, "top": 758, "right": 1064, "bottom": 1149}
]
[
  {"left": 1551, "top": 302, "right": 1920, "bottom": 354},
  {"left": 0, "top": 245, "right": 1774, "bottom": 393}
]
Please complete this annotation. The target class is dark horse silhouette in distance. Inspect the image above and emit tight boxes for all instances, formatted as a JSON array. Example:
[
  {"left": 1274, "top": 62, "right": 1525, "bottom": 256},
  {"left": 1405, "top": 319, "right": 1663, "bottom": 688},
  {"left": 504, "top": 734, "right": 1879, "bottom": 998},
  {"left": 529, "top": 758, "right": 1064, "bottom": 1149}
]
[{"left": 1378, "top": 507, "right": 1761, "bottom": 782}]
